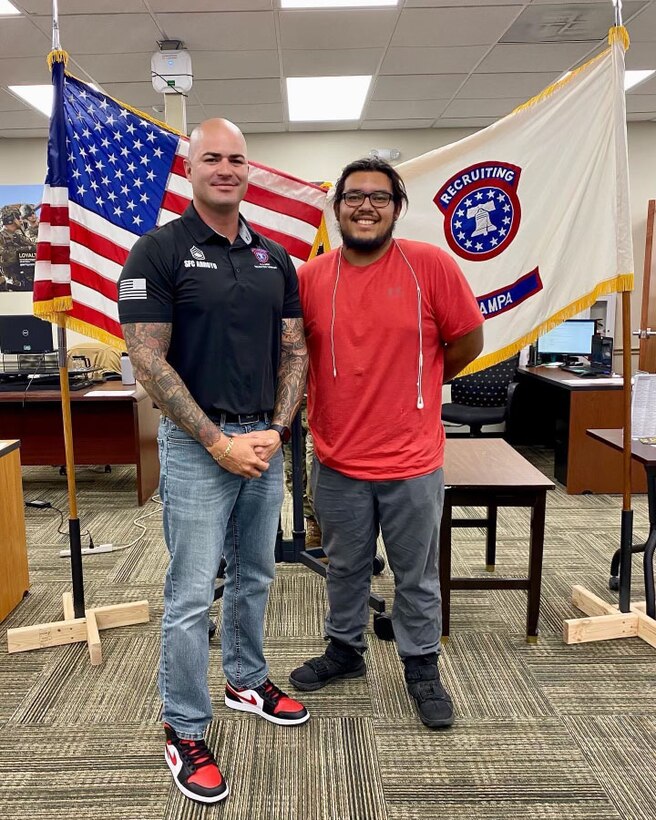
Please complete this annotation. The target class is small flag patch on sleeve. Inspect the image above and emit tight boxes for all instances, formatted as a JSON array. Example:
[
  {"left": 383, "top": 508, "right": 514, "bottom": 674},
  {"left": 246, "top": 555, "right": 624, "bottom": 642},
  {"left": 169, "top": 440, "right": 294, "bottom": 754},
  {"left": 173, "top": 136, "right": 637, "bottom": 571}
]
[{"left": 119, "top": 278, "right": 147, "bottom": 300}]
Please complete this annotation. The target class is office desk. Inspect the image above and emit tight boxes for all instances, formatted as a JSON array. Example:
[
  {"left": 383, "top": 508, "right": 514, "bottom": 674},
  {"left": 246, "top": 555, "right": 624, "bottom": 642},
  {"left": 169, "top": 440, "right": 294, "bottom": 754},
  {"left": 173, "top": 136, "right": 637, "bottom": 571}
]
[
  {"left": 440, "top": 438, "right": 554, "bottom": 641},
  {"left": 0, "top": 383, "right": 160, "bottom": 505},
  {"left": 512, "top": 366, "right": 646, "bottom": 494},
  {"left": 587, "top": 429, "right": 656, "bottom": 618}
]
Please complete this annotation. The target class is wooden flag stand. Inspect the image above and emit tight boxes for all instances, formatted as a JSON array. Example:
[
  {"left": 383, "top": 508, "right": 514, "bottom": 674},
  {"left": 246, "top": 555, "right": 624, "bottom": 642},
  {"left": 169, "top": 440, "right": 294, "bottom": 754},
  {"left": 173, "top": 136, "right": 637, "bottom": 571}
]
[
  {"left": 563, "top": 290, "right": 656, "bottom": 650},
  {"left": 6, "top": 328, "right": 149, "bottom": 666}
]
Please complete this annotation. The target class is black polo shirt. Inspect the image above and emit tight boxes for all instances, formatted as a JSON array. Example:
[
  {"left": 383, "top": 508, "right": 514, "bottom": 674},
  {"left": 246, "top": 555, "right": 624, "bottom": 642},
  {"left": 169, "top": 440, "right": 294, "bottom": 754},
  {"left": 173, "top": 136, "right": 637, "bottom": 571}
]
[{"left": 117, "top": 204, "right": 302, "bottom": 416}]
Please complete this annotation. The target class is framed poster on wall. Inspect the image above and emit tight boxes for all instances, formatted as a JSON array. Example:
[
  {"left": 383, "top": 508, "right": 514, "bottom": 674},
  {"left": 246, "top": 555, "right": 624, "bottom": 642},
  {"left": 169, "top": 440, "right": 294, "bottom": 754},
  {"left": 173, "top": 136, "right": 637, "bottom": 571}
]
[{"left": 0, "top": 184, "right": 42, "bottom": 293}]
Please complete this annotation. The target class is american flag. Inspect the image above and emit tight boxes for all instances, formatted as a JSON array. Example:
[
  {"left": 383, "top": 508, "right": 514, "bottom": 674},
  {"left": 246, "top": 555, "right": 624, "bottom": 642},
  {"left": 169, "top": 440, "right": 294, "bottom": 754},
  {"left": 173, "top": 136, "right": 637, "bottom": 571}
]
[{"left": 34, "top": 55, "right": 329, "bottom": 347}]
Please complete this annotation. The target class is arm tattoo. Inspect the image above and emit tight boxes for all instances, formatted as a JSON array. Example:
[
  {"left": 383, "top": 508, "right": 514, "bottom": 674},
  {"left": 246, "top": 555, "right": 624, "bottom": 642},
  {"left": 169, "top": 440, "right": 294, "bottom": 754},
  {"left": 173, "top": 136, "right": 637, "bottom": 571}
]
[
  {"left": 122, "top": 322, "right": 221, "bottom": 449},
  {"left": 272, "top": 317, "right": 308, "bottom": 427}
]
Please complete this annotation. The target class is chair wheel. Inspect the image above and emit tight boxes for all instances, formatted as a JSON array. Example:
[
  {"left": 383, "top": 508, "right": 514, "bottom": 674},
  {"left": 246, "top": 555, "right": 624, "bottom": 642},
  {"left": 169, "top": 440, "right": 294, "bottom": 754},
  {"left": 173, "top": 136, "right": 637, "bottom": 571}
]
[
  {"left": 608, "top": 576, "right": 619, "bottom": 592},
  {"left": 59, "top": 466, "right": 66, "bottom": 476},
  {"left": 373, "top": 613, "right": 394, "bottom": 641},
  {"left": 104, "top": 464, "right": 112, "bottom": 473},
  {"left": 372, "top": 554, "right": 385, "bottom": 575}
]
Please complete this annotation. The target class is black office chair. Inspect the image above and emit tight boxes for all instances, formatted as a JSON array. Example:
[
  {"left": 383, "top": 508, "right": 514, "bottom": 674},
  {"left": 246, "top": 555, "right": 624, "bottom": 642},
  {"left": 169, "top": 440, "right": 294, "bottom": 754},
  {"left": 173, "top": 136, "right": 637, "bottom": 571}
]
[
  {"left": 441, "top": 354, "right": 520, "bottom": 574},
  {"left": 441, "top": 354, "right": 520, "bottom": 438}
]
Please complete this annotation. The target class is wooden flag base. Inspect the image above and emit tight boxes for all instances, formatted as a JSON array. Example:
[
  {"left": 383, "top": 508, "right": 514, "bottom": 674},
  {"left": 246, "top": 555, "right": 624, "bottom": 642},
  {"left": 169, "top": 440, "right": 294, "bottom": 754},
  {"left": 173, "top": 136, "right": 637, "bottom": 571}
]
[
  {"left": 563, "top": 585, "right": 656, "bottom": 648},
  {"left": 6, "top": 592, "right": 149, "bottom": 666}
]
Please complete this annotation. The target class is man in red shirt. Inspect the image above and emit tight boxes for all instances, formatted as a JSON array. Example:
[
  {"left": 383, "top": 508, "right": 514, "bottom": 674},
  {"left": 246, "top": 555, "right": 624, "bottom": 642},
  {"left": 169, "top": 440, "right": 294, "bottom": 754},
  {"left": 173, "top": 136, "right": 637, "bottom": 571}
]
[{"left": 289, "top": 158, "right": 484, "bottom": 728}]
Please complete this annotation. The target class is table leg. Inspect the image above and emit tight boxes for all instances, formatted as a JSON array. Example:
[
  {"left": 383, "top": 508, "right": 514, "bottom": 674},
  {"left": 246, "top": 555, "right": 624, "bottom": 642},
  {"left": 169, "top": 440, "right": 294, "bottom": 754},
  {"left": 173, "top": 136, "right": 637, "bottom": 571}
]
[
  {"left": 644, "top": 526, "right": 656, "bottom": 620},
  {"left": 486, "top": 503, "right": 498, "bottom": 571},
  {"left": 439, "top": 495, "right": 453, "bottom": 640},
  {"left": 526, "top": 491, "right": 546, "bottom": 641}
]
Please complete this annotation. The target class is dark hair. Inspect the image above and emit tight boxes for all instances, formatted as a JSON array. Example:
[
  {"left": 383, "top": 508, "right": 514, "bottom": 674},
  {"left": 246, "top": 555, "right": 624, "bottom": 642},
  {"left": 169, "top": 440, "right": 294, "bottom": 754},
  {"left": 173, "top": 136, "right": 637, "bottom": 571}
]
[{"left": 333, "top": 157, "right": 408, "bottom": 217}]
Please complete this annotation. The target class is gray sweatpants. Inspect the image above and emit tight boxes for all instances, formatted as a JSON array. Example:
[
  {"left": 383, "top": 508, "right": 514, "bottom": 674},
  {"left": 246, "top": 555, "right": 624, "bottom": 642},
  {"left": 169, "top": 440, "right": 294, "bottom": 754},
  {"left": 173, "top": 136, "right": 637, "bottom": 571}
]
[{"left": 311, "top": 459, "right": 445, "bottom": 659}]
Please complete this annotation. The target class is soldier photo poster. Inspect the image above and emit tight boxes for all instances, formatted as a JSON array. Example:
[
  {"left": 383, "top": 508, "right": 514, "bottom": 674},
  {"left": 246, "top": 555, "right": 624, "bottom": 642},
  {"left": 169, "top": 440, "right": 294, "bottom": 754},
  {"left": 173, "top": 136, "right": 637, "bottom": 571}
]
[{"left": 0, "top": 184, "right": 42, "bottom": 292}]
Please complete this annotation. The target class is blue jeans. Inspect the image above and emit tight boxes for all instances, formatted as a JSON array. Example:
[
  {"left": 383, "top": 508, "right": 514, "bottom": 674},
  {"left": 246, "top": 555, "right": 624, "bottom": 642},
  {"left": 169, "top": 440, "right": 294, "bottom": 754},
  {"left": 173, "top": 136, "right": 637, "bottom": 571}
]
[{"left": 157, "top": 416, "right": 283, "bottom": 740}]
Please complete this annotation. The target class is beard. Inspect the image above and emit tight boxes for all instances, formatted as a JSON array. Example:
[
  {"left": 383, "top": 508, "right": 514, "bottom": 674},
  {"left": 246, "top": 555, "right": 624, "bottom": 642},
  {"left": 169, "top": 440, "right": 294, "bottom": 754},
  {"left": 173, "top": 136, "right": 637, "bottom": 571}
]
[{"left": 340, "top": 220, "right": 395, "bottom": 253}]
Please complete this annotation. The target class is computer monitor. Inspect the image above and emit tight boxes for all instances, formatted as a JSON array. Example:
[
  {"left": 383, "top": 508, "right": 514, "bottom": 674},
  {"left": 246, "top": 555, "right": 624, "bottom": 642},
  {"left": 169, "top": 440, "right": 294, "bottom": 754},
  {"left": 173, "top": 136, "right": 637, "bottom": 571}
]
[
  {"left": 0, "top": 315, "right": 54, "bottom": 355},
  {"left": 536, "top": 319, "right": 596, "bottom": 359},
  {"left": 591, "top": 335, "right": 613, "bottom": 373}
]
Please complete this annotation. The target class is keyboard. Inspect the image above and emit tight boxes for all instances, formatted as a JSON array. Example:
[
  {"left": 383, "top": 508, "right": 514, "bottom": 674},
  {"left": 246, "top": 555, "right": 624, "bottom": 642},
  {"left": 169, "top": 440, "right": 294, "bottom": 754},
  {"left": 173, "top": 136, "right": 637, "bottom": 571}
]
[
  {"left": 560, "top": 366, "right": 610, "bottom": 378},
  {"left": 0, "top": 378, "right": 94, "bottom": 392}
]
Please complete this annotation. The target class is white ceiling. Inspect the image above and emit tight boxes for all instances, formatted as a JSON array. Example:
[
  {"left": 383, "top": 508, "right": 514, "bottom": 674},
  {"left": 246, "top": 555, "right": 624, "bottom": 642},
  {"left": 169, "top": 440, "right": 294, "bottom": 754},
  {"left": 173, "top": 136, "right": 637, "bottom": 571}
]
[{"left": 0, "top": 0, "right": 655, "bottom": 139}]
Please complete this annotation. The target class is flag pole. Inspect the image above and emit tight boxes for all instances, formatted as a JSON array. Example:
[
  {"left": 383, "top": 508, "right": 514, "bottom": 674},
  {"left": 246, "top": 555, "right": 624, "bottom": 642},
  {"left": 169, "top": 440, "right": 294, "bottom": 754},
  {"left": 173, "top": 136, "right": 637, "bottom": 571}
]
[
  {"left": 50, "top": 0, "right": 85, "bottom": 619},
  {"left": 6, "top": 3, "right": 149, "bottom": 661}
]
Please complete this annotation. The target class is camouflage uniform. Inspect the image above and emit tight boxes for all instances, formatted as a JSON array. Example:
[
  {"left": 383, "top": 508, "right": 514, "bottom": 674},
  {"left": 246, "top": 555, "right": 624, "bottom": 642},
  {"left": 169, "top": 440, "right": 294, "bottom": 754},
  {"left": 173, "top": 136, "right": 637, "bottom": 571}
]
[
  {"left": 20, "top": 205, "right": 39, "bottom": 241},
  {"left": 0, "top": 215, "right": 36, "bottom": 291}
]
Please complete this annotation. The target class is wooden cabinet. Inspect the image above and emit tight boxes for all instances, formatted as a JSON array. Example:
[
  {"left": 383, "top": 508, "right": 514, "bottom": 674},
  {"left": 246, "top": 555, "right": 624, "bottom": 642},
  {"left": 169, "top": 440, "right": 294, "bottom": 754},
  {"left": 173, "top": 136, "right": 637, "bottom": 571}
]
[{"left": 0, "top": 440, "right": 30, "bottom": 621}]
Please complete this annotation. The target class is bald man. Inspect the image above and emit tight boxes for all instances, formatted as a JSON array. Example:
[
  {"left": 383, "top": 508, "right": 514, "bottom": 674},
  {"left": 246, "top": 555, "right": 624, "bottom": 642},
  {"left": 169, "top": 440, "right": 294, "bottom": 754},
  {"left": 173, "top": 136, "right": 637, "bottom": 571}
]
[{"left": 118, "top": 119, "right": 309, "bottom": 805}]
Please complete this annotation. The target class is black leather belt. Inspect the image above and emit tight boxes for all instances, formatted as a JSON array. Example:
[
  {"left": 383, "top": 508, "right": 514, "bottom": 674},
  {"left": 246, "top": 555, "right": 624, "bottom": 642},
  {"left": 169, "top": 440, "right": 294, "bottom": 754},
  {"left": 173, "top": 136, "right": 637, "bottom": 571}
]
[{"left": 215, "top": 410, "right": 270, "bottom": 425}]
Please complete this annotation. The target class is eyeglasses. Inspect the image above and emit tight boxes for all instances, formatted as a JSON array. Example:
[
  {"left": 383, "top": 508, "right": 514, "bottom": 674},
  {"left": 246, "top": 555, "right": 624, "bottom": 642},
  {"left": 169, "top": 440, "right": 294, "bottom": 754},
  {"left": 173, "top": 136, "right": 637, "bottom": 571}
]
[{"left": 340, "top": 190, "right": 394, "bottom": 208}]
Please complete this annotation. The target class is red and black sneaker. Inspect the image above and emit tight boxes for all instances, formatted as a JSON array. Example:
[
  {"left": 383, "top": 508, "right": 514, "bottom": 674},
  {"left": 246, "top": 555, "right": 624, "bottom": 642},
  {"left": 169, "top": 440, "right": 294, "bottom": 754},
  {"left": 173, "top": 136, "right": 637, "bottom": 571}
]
[
  {"left": 164, "top": 723, "right": 229, "bottom": 804},
  {"left": 225, "top": 678, "right": 310, "bottom": 726}
]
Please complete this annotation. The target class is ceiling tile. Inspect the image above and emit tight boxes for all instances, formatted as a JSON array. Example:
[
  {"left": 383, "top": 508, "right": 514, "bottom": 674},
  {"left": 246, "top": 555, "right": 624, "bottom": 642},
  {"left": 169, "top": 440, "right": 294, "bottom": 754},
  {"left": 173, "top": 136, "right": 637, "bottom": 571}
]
[
  {"left": 0, "top": 56, "right": 51, "bottom": 86},
  {"left": 365, "top": 99, "right": 448, "bottom": 119},
  {"left": 155, "top": 11, "right": 277, "bottom": 51},
  {"left": 406, "top": 0, "right": 524, "bottom": 5},
  {"left": 192, "top": 78, "right": 281, "bottom": 105},
  {"left": 190, "top": 50, "right": 280, "bottom": 80},
  {"left": 477, "top": 42, "right": 597, "bottom": 73},
  {"left": 459, "top": 71, "right": 560, "bottom": 99},
  {"left": 381, "top": 45, "right": 489, "bottom": 75},
  {"left": 629, "top": 74, "right": 656, "bottom": 95},
  {"left": 625, "top": 2, "right": 656, "bottom": 41},
  {"left": 627, "top": 112, "right": 656, "bottom": 121},
  {"left": 373, "top": 74, "right": 467, "bottom": 100},
  {"left": 391, "top": 6, "right": 521, "bottom": 48},
  {"left": 625, "top": 41, "right": 656, "bottom": 70},
  {"left": 625, "top": 94, "right": 656, "bottom": 114},
  {"left": 442, "top": 97, "right": 524, "bottom": 118},
  {"left": 30, "top": 13, "right": 164, "bottom": 55},
  {"left": 237, "top": 122, "right": 286, "bottom": 134},
  {"left": 19, "top": 0, "right": 148, "bottom": 12},
  {"left": 198, "top": 103, "right": 284, "bottom": 123},
  {"left": 0, "top": 108, "right": 49, "bottom": 128},
  {"left": 283, "top": 48, "right": 383, "bottom": 77},
  {"left": 101, "top": 81, "right": 165, "bottom": 109},
  {"left": 151, "top": 1, "right": 273, "bottom": 10},
  {"left": 0, "top": 17, "right": 50, "bottom": 57},
  {"left": 360, "top": 119, "right": 434, "bottom": 129},
  {"left": 0, "top": 89, "right": 31, "bottom": 112},
  {"left": 280, "top": 9, "right": 397, "bottom": 49},
  {"left": 434, "top": 117, "right": 494, "bottom": 128},
  {"left": 74, "top": 53, "right": 154, "bottom": 85}
]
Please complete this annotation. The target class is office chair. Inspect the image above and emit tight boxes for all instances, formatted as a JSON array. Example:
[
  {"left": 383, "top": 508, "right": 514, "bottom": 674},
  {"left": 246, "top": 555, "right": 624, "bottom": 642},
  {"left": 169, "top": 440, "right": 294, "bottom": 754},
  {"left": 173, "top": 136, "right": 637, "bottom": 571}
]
[
  {"left": 441, "top": 354, "right": 520, "bottom": 574},
  {"left": 441, "top": 354, "right": 520, "bottom": 438}
]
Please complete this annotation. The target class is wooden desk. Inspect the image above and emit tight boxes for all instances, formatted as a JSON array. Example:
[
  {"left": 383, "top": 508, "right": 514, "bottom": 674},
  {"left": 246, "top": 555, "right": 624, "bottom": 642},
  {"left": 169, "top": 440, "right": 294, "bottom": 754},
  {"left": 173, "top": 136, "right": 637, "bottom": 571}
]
[
  {"left": 512, "top": 366, "right": 646, "bottom": 494},
  {"left": 0, "top": 383, "right": 160, "bottom": 506},
  {"left": 587, "top": 429, "right": 656, "bottom": 618},
  {"left": 0, "top": 440, "right": 30, "bottom": 621},
  {"left": 440, "top": 438, "right": 554, "bottom": 641}
]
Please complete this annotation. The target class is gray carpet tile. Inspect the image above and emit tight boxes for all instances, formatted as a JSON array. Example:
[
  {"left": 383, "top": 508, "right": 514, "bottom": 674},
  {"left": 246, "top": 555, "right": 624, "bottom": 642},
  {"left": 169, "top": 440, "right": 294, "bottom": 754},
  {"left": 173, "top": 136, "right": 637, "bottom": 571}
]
[
  {"left": 563, "top": 715, "right": 656, "bottom": 820},
  {"left": 375, "top": 717, "right": 623, "bottom": 819}
]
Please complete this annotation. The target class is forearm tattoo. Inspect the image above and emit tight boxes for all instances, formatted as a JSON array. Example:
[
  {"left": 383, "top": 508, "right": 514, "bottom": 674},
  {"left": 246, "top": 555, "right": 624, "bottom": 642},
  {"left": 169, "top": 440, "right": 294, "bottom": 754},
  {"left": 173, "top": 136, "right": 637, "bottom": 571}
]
[
  {"left": 273, "top": 317, "right": 308, "bottom": 427},
  {"left": 122, "top": 322, "right": 221, "bottom": 449}
]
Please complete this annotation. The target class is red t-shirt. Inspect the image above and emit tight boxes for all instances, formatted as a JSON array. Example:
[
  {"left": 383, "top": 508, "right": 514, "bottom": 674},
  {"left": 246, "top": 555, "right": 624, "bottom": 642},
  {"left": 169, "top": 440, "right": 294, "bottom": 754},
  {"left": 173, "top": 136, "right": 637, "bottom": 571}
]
[{"left": 298, "top": 239, "right": 483, "bottom": 480}]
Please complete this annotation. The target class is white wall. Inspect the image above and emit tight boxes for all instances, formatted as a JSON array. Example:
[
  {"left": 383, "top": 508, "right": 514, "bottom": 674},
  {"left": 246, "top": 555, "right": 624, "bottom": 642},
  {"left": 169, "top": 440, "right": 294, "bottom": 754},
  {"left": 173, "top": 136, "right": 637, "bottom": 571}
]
[{"left": 1, "top": 122, "right": 655, "bottom": 353}]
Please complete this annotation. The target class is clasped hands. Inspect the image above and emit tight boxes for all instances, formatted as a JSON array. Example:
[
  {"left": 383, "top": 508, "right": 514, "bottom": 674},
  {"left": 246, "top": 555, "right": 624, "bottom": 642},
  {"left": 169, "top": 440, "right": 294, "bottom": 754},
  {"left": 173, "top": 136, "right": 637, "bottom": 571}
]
[{"left": 210, "top": 429, "right": 281, "bottom": 478}]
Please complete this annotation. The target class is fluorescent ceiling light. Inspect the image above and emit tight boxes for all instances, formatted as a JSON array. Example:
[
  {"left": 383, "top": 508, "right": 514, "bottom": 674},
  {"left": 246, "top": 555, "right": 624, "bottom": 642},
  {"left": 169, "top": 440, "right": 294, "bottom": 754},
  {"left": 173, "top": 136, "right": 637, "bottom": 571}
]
[
  {"left": 8, "top": 84, "right": 53, "bottom": 117},
  {"left": 8, "top": 81, "right": 101, "bottom": 118},
  {"left": 625, "top": 69, "right": 655, "bottom": 91},
  {"left": 287, "top": 75, "right": 371, "bottom": 121},
  {"left": 281, "top": 1, "right": 397, "bottom": 7},
  {"left": 0, "top": 1, "right": 21, "bottom": 15}
]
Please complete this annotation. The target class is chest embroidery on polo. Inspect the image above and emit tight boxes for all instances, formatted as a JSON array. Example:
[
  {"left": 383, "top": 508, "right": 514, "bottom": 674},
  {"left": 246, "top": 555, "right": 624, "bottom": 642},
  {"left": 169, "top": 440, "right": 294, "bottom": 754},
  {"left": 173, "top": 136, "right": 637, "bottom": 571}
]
[
  {"left": 184, "top": 245, "right": 217, "bottom": 269},
  {"left": 190, "top": 246, "right": 205, "bottom": 261},
  {"left": 251, "top": 247, "right": 278, "bottom": 270}
]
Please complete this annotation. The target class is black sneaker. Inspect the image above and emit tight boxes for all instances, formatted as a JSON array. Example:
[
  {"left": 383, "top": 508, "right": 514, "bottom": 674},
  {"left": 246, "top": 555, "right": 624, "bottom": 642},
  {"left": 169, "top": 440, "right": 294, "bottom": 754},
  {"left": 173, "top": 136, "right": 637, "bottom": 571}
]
[
  {"left": 289, "top": 640, "right": 366, "bottom": 692},
  {"left": 405, "top": 662, "right": 454, "bottom": 729},
  {"left": 164, "top": 724, "right": 229, "bottom": 804},
  {"left": 225, "top": 678, "right": 309, "bottom": 726}
]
